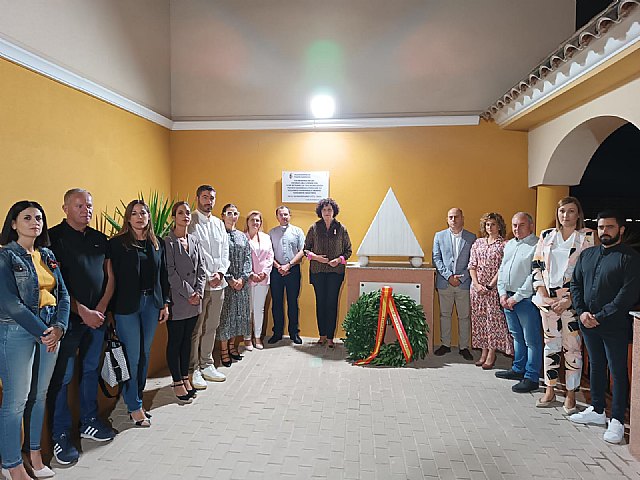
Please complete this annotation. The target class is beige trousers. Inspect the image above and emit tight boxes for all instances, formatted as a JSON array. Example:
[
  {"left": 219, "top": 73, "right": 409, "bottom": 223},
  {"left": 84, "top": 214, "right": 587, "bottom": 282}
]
[
  {"left": 190, "top": 288, "right": 224, "bottom": 371},
  {"left": 437, "top": 285, "right": 471, "bottom": 349}
]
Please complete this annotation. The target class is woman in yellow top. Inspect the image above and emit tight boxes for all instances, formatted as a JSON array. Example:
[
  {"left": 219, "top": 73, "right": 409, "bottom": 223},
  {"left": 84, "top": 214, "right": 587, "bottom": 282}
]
[{"left": 0, "top": 201, "right": 70, "bottom": 480}]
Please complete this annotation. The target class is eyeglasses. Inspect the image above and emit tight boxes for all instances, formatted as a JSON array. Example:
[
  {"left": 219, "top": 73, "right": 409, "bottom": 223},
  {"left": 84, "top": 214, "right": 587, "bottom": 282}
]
[{"left": 224, "top": 211, "right": 240, "bottom": 217}]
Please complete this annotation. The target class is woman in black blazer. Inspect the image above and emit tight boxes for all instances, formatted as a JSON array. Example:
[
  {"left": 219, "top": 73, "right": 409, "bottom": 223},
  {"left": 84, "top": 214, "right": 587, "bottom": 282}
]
[{"left": 109, "top": 200, "right": 169, "bottom": 427}]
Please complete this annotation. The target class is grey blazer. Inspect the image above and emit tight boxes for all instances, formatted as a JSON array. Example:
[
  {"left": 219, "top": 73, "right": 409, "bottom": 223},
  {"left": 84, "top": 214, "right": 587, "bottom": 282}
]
[
  {"left": 164, "top": 231, "right": 206, "bottom": 320},
  {"left": 432, "top": 228, "right": 477, "bottom": 290}
]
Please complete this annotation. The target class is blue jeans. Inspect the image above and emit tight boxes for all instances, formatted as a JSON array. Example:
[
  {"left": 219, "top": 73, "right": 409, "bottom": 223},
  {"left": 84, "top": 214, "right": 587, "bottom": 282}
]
[
  {"left": 504, "top": 297, "right": 542, "bottom": 382},
  {"left": 0, "top": 317, "right": 58, "bottom": 468},
  {"left": 114, "top": 295, "right": 159, "bottom": 413},
  {"left": 47, "top": 318, "right": 106, "bottom": 439}
]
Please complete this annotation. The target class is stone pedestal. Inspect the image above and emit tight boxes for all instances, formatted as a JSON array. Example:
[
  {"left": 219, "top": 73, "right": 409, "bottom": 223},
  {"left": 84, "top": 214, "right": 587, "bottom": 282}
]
[
  {"left": 346, "top": 263, "right": 435, "bottom": 355},
  {"left": 630, "top": 312, "right": 640, "bottom": 459}
]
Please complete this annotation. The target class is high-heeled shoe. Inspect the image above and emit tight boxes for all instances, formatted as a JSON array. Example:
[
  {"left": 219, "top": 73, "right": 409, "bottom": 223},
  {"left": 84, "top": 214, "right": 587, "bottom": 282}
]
[
  {"left": 171, "top": 382, "right": 192, "bottom": 402},
  {"left": 129, "top": 410, "right": 151, "bottom": 427},
  {"left": 183, "top": 377, "right": 197, "bottom": 399},
  {"left": 221, "top": 349, "right": 232, "bottom": 367},
  {"left": 32, "top": 466, "right": 56, "bottom": 479},
  {"left": 482, "top": 356, "right": 496, "bottom": 370},
  {"left": 229, "top": 346, "right": 243, "bottom": 361}
]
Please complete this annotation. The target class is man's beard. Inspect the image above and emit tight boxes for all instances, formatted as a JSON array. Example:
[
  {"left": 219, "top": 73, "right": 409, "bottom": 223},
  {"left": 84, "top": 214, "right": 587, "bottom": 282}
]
[
  {"left": 198, "top": 203, "right": 212, "bottom": 213},
  {"left": 600, "top": 232, "right": 621, "bottom": 245}
]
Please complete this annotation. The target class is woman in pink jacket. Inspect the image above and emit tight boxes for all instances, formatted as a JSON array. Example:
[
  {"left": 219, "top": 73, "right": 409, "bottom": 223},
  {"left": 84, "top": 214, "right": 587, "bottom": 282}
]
[{"left": 244, "top": 211, "right": 274, "bottom": 350}]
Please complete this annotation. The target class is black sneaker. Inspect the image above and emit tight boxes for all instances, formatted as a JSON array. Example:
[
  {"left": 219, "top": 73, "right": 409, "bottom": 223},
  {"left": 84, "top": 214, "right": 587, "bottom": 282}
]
[
  {"left": 53, "top": 433, "right": 79, "bottom": 465},
  {"left": 512, "top": 378, "right": 540, "bottom": 393},
  {"left": 80, "top": 417, "right": 116, "bottom": 442},
  {"left": 495, "top": 369, "right": 524, "bottom": 380},
  {"left": 290, "top": 334, "right": 303, "bottom": 345},
  {"left": 434, "top": 345, "right": 451, "bottom": 356},
  {"left": 267, "top": 335, "right": 282, "bottom": 344}
]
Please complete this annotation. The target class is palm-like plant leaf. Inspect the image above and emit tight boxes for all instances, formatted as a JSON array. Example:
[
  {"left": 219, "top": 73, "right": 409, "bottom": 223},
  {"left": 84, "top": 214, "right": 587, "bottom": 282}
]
[{"left": 98, "top": 192, "right": 176, "bottom": 238}]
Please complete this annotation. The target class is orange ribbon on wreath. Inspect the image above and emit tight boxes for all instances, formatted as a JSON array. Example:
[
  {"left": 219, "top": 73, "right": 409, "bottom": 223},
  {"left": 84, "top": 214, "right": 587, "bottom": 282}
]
[{"left": 355, "top": 286, "right": 413, "bottom": 365}]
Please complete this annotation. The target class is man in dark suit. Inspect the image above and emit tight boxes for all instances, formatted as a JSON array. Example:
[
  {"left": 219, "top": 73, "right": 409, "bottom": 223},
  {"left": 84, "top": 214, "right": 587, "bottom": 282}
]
[{"left": 432, "top": 208, "right": 476, "bottom": 360}]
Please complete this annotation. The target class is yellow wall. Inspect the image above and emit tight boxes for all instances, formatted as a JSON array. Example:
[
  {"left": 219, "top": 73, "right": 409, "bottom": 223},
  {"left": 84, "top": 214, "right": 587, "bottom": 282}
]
[
  {"left": 535, "top": 185, "right": 570, "bottom": 234},
  {"left": 170, "top": 123, "right": 536, "bottom": 343},
  {"left": 0, "top": 58, "right": 171, "bottom": 224},
  {"left": 1, "top": 56, "right": 535, "bottom": 352},
  {"left": 0, "top": 58, "right": 171, "bottom": 378}
]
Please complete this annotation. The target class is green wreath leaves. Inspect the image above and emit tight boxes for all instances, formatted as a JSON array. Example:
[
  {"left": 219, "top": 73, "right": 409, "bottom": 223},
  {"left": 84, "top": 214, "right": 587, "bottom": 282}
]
[{"left": 342, "top": 290, "right": 429, "bottom": 367}]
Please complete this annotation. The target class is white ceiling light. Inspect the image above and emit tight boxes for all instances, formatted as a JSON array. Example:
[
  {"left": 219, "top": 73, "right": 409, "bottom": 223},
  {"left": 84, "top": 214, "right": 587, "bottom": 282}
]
[{"left": 310, "top": 94, "right": 336, "bottom": 119}]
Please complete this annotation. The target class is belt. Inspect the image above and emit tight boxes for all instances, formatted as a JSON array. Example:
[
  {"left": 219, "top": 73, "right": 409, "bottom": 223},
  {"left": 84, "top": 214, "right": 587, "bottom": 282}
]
[{"left": 140, "top": 289, "right": 153, "bottom": 296}]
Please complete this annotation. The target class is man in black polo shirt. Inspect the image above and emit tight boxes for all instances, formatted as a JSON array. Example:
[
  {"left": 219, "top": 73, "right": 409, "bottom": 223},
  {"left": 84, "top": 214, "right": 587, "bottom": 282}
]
[
  {"left": 569, "top": 210, "right": 640, "bottom": 444},
  {"left": 46, "top": 189, "right": 115, "bottom": 464}
]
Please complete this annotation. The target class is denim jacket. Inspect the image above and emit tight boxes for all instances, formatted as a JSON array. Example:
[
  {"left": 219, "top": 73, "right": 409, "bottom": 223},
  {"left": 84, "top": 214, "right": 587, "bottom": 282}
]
[{"left": 0, "top": 241, "right": 70, "bottom": 339}]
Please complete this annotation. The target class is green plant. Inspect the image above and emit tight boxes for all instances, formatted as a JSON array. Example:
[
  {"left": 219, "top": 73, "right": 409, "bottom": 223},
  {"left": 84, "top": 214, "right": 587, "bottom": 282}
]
[
  {"left": 99, "top": 191, "right": 176, "bottom": 238},
  {"left": 342, "top": 290, "right": 429, "bottom": 367}
]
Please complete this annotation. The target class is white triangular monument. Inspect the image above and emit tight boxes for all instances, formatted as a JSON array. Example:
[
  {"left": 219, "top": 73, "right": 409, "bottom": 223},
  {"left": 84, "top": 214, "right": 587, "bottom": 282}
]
[{"left": 357, "top": 188, "right": 424, "bottom": 267}]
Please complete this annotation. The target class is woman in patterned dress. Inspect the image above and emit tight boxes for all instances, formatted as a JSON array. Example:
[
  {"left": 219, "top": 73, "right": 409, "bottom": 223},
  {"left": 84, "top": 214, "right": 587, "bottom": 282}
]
[
  {"left": 469, "top": 212, "right": 512, "bottom": 369},
  {"left": 217, "top": 204, "right": 252, "bottom": 367}
]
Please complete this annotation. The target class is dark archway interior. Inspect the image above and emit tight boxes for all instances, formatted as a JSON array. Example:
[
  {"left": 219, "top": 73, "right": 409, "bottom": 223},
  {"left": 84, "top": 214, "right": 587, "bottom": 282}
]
[
  {"left": 570, "top": 122, "right": 640, "bottom": 250},
  {"left": 576, "top": 0, "right": 612, "bottom": 30}
]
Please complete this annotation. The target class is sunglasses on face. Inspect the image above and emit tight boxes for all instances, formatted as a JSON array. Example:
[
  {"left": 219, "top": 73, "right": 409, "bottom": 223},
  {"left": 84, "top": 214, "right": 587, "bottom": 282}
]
[{"left": 224, "top": 211, "right": 240, "bottom": 217}]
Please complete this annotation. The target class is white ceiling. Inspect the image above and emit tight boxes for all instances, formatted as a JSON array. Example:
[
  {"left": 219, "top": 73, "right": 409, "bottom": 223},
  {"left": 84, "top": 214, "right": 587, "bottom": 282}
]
[{"left": 0, "top": 0, "right": 577, "bottom": 121}]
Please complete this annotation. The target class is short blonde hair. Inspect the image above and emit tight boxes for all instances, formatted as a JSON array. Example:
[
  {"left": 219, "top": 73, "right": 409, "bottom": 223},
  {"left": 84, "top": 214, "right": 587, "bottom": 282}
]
[{"left": 245, "top": 210, "right": 263, "bottom": 232}]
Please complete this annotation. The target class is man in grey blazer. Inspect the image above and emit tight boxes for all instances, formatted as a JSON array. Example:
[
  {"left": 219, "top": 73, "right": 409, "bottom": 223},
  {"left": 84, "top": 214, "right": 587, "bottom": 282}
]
[{"left": 432, "top": 208, "right": 476, "bottom": 360}]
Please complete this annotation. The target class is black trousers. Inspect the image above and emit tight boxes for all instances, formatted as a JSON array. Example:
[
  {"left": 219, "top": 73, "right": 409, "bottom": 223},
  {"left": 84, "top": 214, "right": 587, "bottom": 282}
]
[
  {"left": 270, "top": 264, "right": 301, "bottom": 336},
  {"left": 310, "top": 272, "right": 344, "bottom": 340},
  {"left": 581, "top": 324, "right": 630, "bottom": 423},
  {"left": 166, "top": 316, "right": 198, "bottom": 382}
]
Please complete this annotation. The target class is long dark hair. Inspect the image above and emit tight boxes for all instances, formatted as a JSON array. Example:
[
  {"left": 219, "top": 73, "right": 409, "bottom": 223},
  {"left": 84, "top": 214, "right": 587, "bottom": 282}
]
[
  {"left": 0, "top": 200, "right": 51, "bottom": 248},
  {"left": 114, "top": 200, "right": 159, "bottom": 250}
]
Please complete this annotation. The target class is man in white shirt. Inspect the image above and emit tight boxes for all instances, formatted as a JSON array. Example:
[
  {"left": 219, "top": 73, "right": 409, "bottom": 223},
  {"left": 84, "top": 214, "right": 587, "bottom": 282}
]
[
  {"left": 188, "top": 185, "right": 229, "bottom": 388},
  {"left": 268, "top": 206, "right": 306, "bottom": 345},
  {"left": 432, "top": 208, "right": 476, "bottom": 360},
  {"left": 495, "top": 212, "right": 542, "bottom": 393}
]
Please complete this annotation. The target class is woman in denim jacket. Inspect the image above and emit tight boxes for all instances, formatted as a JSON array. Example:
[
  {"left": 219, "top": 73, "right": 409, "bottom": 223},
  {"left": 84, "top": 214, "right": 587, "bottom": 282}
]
[{"left": 0, "top": 201, "right": 69, "bottom": 480}]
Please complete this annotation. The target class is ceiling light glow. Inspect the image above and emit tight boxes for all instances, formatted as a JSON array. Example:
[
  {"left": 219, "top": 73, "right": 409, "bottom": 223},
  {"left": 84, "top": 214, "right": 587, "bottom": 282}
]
[{"left": 310, "top": 94, "right": 336, "bottom": 119}]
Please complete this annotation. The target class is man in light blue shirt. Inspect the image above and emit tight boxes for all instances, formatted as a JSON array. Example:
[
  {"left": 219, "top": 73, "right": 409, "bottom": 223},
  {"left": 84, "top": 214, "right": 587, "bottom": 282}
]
[
  {"left": 268, "top": 206, "right": 306, "bottom": 344},
  {"left": 496, "top": 212, "right": 542, "bottom": 393}
]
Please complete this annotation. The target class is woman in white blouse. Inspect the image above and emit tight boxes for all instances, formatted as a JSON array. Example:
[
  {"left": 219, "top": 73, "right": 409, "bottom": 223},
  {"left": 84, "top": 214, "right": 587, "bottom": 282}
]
[{"left": 532, "top": 197, "right": 596, "bottom": 413}]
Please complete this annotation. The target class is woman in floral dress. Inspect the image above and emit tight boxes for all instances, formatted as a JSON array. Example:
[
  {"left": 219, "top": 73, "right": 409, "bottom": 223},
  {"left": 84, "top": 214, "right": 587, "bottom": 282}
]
[
  {"left": 469, "top": 212, "right": 512, "bottom": 369},
  {"left": 218, "top": 204, "right": 252, "bottom": 367}
]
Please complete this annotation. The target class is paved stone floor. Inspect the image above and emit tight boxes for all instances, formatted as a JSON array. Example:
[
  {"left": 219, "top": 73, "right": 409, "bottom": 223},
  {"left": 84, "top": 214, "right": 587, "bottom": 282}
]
[{"left": 52, "top": 340, "right": 640, "bottom": 479}]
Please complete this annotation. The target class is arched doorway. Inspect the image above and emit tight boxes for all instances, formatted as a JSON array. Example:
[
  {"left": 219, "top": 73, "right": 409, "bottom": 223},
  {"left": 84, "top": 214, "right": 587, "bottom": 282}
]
[{"left": 569, "top": 121, "right": 640, "bottom": 249}]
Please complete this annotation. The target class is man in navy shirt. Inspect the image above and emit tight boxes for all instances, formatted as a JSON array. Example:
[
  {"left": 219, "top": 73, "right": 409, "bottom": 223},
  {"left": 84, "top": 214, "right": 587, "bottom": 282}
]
[
  {"left": 569, "top": 210, "right": 640, "bottom": 444},
  {"left": 47, "top": 189, "right": 115, "bottom": 464}
]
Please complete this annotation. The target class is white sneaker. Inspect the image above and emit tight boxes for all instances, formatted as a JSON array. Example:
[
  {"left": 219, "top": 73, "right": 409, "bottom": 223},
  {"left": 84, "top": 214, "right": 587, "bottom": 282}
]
[
  {"left": 192, "top": 369, "right": 207, "bottom": 390},
  {"left": 201, "top": 365, "right": 226, "bottom": 382},
  {"left": 603, "top": 418, "right": 625, "bottom": 444},
  {"left": 569, "top": 406, "right": 606, "bottom": 425}
]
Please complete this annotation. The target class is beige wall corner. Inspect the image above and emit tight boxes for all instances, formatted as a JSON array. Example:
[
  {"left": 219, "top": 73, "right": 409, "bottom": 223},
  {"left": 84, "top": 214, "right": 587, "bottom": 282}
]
[{"left": 528, "top": 75, "right": 640, "bottom": 188}]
